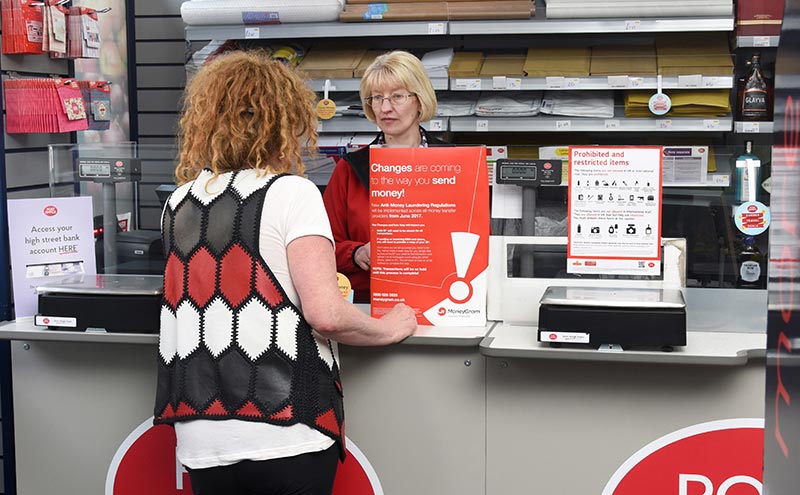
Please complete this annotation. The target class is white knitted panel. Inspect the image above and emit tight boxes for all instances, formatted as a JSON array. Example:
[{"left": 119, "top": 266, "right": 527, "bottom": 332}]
[
  {"left": 181, "top": 0, "right": 344, "bottom": 26},
  {"left": 176, "top": 301, "right": 202, "bottom": 359},
  {"left": 203, "top": 297, "right": 235, "bottom": 358},
  {"left": 274, "top": 306, "right": 299, "bottom": 360},
  {"left": 159, "top": 306, "right": 178, "bottom": 361},
  {"left": 236, "top": 298, "right": 272, "bottom": 360}
]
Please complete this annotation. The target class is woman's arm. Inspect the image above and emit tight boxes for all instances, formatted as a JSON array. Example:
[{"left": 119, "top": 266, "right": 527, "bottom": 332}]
[{"left": 288, "top": 234, "right": 416, "bottom": 346}]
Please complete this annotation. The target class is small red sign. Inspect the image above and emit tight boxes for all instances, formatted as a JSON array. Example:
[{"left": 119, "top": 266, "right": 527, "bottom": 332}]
[{"left": 43, "top": 205, "right": 58, "bottom": 216}]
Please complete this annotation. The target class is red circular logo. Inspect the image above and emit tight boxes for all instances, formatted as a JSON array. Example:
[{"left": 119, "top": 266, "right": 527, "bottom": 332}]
[
  {"left": 747, "top": 205, "right": 758, "bottom": 212},
  {"left": 44, "top": 205, "right": 58, "bottom": 216},
  {"left": 107, "top": 419, "right": 382, "bottom": 495},
  {"left": 648, "top": 262, "right": 655, "bottom": 268},
  {"left": 543, "top": 162, "right": 552, "bottom": 169},
  {"left": 42, "top": 318, "right": 50, "bottom": 324},
  {"left": 437, "top": 307, "right": 446, "bottom": 316},
  {"left": 549, "top": 333, "right": 557, "bottom": 340},
  {"left": 115, "top": 161, "right": 124, "bottom": 167}
]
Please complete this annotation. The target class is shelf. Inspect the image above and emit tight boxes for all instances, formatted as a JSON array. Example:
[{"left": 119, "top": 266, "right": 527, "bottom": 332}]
[
  {"left": 736, "top": 36, "right": 780, "bottom": 48},
  {"left": 449, "top": 16, "right": 734, "bottom": 35},
  {"left": 449, "top": 113, "right": 732, "bottom": 132},
  {"left": 734, "top": 121, "right": 774, "bottom": 134},
  {"left": 318, "top": 117, "right": 447, "bottom": 133},
  {"left": 186, "top": 21, "right": 448, "bottom": 41},
  {"left": 310, "top": 77, "right": 448, "bottom": 92},
  {"left": 450, "top": 75, "right": 733, "bottom": 91}
]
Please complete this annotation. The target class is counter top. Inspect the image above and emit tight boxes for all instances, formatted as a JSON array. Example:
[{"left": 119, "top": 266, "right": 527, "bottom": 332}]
[
  {"left": 481, "top": 324, "right": 766, "bottom": 366},
  {"left": 0, "top": 316, "right": 494, "bottom": 347}
]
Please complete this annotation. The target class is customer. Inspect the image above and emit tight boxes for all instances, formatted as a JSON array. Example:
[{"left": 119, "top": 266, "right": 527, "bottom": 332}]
[
  {"left": 154, "top": 50, "right": 417, "bottom": 495},
  {"left": 322, "top": 50, "right": 444, "bottom": 303}
]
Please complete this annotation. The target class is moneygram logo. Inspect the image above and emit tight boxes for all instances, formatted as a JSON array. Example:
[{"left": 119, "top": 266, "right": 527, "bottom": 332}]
[
  {"left": 438, "top": 307, "right": 446, "bottom": 316},
  {"left": 442, "top": 308, "right": 481, "bottom": 316}
]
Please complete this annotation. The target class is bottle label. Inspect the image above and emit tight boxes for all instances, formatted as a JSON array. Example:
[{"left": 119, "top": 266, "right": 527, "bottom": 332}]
[
  {"left": 740, "top": 261, "right": 761, "bottom": 282},
  {"left": 742, "top": 89, "right": 768, "bottom": 116}
]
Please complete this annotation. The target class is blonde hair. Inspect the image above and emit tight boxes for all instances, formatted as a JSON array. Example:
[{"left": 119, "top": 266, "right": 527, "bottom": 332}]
[
  {"left": 174, "top": 50, "right": 318, "bottom": 185},
  {"left": 360, "top": 51, "right": 437, "bottom": 123}
]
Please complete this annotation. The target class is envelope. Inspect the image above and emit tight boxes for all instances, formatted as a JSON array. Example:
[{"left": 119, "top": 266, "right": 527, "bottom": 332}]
[
  {"left": 479, "top": 53, "right": 526, "bottom": 76},
  {"left": 449, "top": 51, "right": 485, "bottom": 77},
  {"left": 354, "top": 51, "right": 385, "bottom": 78},
  {"left": 524, "top": 47, "right": 591, "bottom": 77},
  {"left": 299, "top": 47, "right": 368, "bottom": 78},
  {"left": 656, "top": 33, "right": 733, "bottom": 73},
  {"left": 590, "top": 45, "right": 657, "bottom": 76}
]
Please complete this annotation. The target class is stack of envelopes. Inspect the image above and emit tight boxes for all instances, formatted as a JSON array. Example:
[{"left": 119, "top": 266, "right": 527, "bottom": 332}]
[
  {"left": 480, "top": 53, "right": 527, "bottom": 77},
  {"left": 524, "top": 47, "right": 591, "bottom": 77},
  {"left": 448, "top": 52, "right": 485, "bottom": 77},
  {"left": 624, "top": 89, "right": 731, "bottom": 117},
  {"left": 298, "top": 46, "right": 368, "bottom": 78},
  {"left": 656, "top": 33, "right": 734, "bottom": 77},
  {"left": 590, "top": 45, "right": 657, "bottom": 76}
]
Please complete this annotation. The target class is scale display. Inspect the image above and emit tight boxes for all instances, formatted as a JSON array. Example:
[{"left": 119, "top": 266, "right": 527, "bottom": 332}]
[
  {"left": 77, "top": 158, "right": 142, "bottom": 183},
  {"left": 495, "top": 159, "right": 562, "bottom": 186},
  {"left": 79, "top": 162, "right": 111, "bottom": 178}
]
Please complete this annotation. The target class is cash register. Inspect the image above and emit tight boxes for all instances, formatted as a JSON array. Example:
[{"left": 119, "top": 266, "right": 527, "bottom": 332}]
[
  {"left": 34, "top": 274, "right": 163, "bottom": 333},
  {"left": 537, "top": 286, "right": 687, "bottom": 349}
]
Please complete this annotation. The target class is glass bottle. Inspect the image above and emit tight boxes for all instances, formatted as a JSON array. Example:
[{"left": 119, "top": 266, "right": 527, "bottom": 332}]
[
  {"left": 738, "top": 52, "right": 772, "bottom": 121},
  {"left": 734, "top": 140, "right": 761, "bottom": 203},
  {"left": 736, "top": 236, "right": 765, "bottom": 289}
]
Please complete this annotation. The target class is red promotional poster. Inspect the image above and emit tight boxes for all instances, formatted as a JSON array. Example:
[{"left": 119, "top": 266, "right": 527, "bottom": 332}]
[{"left": 368, "top": 146, "right": 489, "bottom": 326}]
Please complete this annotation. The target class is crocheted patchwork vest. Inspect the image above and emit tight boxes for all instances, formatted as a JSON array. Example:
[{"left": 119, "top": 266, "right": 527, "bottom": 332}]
[{"left": 153, "top": 172, "right": 344, "bottom": 458}]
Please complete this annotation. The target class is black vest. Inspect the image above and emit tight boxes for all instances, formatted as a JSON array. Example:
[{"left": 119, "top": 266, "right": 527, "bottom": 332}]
[{"left": 154, "top": 172, "right": 345, "bottom": 459}]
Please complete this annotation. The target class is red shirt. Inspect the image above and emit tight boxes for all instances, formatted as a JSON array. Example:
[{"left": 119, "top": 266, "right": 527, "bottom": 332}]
[{"left": 323, "top": 155, "right": 371, "bottom": 302}]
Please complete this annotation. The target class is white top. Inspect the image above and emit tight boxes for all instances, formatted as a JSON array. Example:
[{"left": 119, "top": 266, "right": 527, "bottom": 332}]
[{"left": 170, "top": 169, "right": 335, "bottom": 469}]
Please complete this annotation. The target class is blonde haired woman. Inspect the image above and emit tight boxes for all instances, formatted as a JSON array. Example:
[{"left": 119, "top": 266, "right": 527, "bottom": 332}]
[
  {"left": 155, "top": 50, "right": 416, "bottom": 495},
  {"left": 322, "top": 50, "right": 445, "bottom": 303}
]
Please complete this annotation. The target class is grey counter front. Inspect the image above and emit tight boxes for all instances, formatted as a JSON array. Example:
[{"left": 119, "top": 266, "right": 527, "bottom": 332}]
[{"left": 0, "top": 307, "right": 765, "bottom": 495}]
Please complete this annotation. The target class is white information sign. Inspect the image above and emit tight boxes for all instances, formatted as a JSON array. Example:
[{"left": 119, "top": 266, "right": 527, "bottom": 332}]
[
  {"left": 568, "top": 146, "right": 663, "bottom": 275},
  {"left": 7, "top": 197, "right": 97, "bottom": 317}
]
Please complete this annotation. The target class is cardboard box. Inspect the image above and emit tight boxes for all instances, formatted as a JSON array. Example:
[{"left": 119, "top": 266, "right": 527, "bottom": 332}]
[
  {"left": 449, "top": 51, "right": 484, "bottom": 77},
  {"left": 480, "top": 53, "right": 526, "bottom": 76},
  {"left": 737, "top": 0, "right": 784, "bottom": 36},
  {"left": 298, "top": 47, "right": 367, "bottom": 78},
  {"left": 524, "top": 47, "right": 591, "bottom": 77},
  {"left": 340, "top": 1, "right": 534, "bottom": 21}
]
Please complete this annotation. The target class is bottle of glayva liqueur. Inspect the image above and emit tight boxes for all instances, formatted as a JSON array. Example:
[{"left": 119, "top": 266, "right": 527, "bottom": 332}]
[
  {"left": 738, "top": 52, "right": 772, "bottom": 121},
  {"left": 736, "top": 236, "right": 765, "bottom": 289}
]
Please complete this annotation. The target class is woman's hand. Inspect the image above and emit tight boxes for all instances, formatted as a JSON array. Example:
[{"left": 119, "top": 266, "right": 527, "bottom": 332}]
[{"left": 354, "top": 242, "right": 372, "bottom": 271}]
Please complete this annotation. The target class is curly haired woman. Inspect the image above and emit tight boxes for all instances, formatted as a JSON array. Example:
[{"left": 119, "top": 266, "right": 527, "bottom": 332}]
[{"left": 154, "top": 50, "right": 417, "bottom": 495}]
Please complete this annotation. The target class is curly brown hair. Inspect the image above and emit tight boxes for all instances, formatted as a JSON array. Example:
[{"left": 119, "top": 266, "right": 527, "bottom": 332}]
[{"left": 174, "top": 49, "right": 319, "bottom": 185}]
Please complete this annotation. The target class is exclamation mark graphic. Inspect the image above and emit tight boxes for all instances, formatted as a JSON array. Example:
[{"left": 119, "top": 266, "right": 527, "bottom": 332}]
[{"left": 450, "top": 232, "right": 479, "bottom": 302}]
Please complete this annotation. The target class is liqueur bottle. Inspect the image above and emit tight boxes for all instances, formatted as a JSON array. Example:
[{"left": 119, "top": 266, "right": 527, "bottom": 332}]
[
  {"left": 736, "top": 236, "right": 765, "bottom": 289},
  {"left": 738, "top": 52, "right": 772, "bottom": 121}
]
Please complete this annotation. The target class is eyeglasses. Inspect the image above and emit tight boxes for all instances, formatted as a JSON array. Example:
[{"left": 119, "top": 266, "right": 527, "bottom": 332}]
[{"left": 365, "top": 93, "right": 417, "bottom": 107}]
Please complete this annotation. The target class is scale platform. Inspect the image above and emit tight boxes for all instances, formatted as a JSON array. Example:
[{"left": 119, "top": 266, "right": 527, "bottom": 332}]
[
  {"left": 537, "top": 286, "right": 687, "bottom": 350},
  {"left": 35, "top": 274, "right": 163, "bottom": 333}
]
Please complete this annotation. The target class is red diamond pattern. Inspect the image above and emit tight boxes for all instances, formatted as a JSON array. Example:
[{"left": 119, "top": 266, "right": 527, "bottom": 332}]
[
  {"left": 164, "top": 253, "right": 184, "bottom": 309},
  {"left": 159, "top": 403, "right": 176, "bottom": 420},
  {"left": 176, "top": 402, "right": 198, "bottom": 417},
  {"left": 255, "top": 264, "right": 283, "bottom": 307},
  {"left": 187, "top": 247, "right": 217, "bottom": 307},
  {"left": 315, "top": 409, "right": 340, "bottom": 436},
  {"left": 220, "top": 244, "right": 253, "bottom": 308},
  {"left": 204, "top": 399, "right": 229, "bottom": 416},
  {"left": 237, "top": 401, "right": 265, "bottom": 418},
  {"left": 269, "top": 404, "right": 294, "bottom": 421}
]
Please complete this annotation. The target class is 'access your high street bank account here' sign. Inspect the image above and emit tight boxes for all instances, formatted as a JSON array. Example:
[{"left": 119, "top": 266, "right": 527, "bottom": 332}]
[
  {"left": 568, "top": 146, "right": 663, "bottom": 276},
  {"left": 368, "top": 146, "right": 489, "bottom": 326}
]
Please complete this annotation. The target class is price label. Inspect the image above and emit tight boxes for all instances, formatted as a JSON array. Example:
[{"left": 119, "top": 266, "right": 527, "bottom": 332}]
[
  {"left": 455, "top": 78, "right": 482, "bottom": 91},
  {"left": 428, "top": 22, "right": 445, "bottom": 35},
  {"left": 753, "top": 36, "right": 772, "bottom": 47},
  {"left": 608, "top": 75, "right": 629, "bottom": 88},
  {"left": 429, "top": 119, "right": 443, "bottom": 131},
  {"left": 556, "top": 120, "right": 572, "bottom": 130},
  {"left": 492, "top": 76, "right": 507, "bottom": 90},
  {"left": 506, "top": 78, "right": 522, "bottom": 90},
  {"left": 604, "top": 119, "right": 620, "bottom": 129},
  {"left": 317, "top": 122, "right": 323, "bottom": 132},
  {"left": 565, "top": 77, "right": 580, "bottom": 88},
  {"left": 711, "top": 174, "right": 730, "bottom": 186},
  {"left": 546, "top": 76, "right": 565, "bottom": 89},
  {"left": 742, "top": 122, "right": 761, "bottom": 133},
  {"left": 703, "top": 76, "right": 720, "bottom": 87},
  {"left": 657, "top": 119, "right": 673, "bottom": 129},
  {"left": 244, "top": 27, "right": 260, "bottom": 39},
  {"left": 476, "top": 120, "right": 489, "bottom": 132},
  {"left": 625, "top": 20, "right": 641, "bottom": 30},
  {"left": 678, "top": 75, "right": 702, "bottom": 88},
  {"left": 703, "top": 119, "right": 720, "bottom": 129},
  {"left": 628, "top": 77, "right": 644, "bottom": 88}
]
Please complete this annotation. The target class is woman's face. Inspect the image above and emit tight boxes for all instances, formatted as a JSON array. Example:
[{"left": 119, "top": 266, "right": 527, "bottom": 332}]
[{"left": 368, "top": 84, "right": 421, "bottom": 145}]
